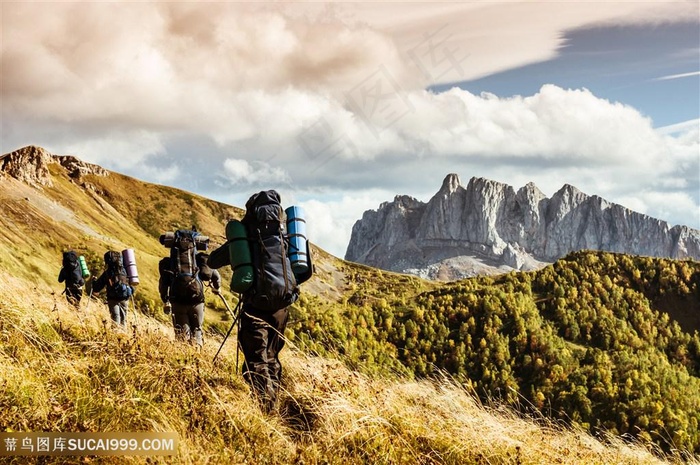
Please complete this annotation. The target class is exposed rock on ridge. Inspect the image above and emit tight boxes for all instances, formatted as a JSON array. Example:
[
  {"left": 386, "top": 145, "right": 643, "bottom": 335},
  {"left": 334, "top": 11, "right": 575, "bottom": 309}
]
[
  {"left": 1, "top": 146, "right": 108, "bottom": 187},
  {"left": 346, "top": 174, "right": 700, "bottom": 280},
  {"left": 0, "top": 146, "right": 54, "bottom": 187}
]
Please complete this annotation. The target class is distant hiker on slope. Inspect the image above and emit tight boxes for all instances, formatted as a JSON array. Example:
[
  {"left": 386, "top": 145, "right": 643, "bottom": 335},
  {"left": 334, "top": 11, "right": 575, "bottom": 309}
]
[
  {"left": 158, "top": 229, "right": 219, "bottom": 348},
  {"left": 58, "top": 250, "right": 86, "bottom": 307},
  {"left": 208, "top": 190, "right": 313, "bottom": 413},
  {"left": 92, "top": 251, "right": 134, "bottom": 329}
]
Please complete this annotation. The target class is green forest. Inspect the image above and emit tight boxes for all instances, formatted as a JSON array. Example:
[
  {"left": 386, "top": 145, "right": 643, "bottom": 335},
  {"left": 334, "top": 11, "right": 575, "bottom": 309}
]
[{"left": 287, "top": 251, "right": 700, "bottom": 456}]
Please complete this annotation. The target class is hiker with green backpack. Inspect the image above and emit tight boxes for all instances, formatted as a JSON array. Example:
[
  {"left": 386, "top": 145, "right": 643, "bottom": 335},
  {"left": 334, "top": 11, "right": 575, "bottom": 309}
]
[
  {"left": 158, "top": 230, "right": 221, "bottom": 347},
  {"left": 92, "top": 250, "right": 135, "bottom": 328},
  {"left": 209, "top": 190, "right": 313, "bottom": 413},
  {"left": 58, "top": 250, "right": 87, "bottom": 307}
]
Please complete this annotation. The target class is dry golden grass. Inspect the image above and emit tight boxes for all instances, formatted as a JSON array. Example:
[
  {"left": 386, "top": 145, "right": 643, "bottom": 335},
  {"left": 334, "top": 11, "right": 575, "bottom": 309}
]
[{"left": 1, "top": 272, "right": 693, "bottom": 465}]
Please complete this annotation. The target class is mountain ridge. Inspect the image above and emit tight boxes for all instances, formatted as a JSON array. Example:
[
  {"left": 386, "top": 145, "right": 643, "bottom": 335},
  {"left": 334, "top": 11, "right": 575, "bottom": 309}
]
[{"left": 346, "top": 173, "right": 700, "bottom": 280}]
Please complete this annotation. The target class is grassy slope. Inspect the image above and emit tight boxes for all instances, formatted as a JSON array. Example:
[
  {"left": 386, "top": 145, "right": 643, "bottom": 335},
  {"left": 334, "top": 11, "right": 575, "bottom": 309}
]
[{"left": 0, "top": 272, "right": 675, "bottom": 465}]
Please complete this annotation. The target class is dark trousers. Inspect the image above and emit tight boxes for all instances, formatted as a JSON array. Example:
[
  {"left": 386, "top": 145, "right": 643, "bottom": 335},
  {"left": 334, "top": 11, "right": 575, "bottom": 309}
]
[
  {"left": 172, "top": 301, "right": 205, "bottom": 346},
  {"left": 238, "top": 305, "right": 289, "bottom": 411},
  {"left": 65, "top": 286, "right": 83, "bottom": 307}
]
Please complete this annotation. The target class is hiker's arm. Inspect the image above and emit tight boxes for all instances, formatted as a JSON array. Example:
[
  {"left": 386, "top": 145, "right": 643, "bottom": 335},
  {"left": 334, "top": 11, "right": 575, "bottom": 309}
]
[
  {"left": 92, "top": 273, "right": 106, "bottom": 293},
  {"left": 210, "top": 269, "right": 222, "bottom": 291},
  {"left": 207, "top": 243, "right": 230, "bottom": 269},
  {"left": 58, "top": 268, "right": 65, "bottom": 283},
  {"left": 158, "top": 272, "right": 170, "bottom": 303}
]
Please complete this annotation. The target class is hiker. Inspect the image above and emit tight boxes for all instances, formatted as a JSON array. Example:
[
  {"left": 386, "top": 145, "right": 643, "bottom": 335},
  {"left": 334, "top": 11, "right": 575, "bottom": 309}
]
[
  {"left": 209, "top": 190, "right": 313, "bottom": 413},
  {"left": 92, "top": 251, "right": 134, "bottom": 328},
  {"left": 158, "top": 231, "right": 219, "bottom": 347},
  {"left": 58, "top": 250, "right": 85, "bottom": 307}
]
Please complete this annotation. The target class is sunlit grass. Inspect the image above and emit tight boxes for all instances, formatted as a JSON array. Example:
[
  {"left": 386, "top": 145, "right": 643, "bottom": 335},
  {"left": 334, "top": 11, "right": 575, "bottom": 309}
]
[{"left": 1, "top": 273, "right": 688, "bottom": 464}]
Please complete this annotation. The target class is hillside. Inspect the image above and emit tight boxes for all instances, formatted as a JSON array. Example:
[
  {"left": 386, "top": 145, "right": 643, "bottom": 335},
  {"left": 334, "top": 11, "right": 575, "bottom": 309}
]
[
  {"left": 0, "top": 265, "right": 679, "bottom": 464},
  {"left": 2, "top": 145, "right": 699, "bottom": 463},
  {"left": 1, "top": 146, "right": 240, "bottom": 317},
  {"left": 290, "top": 251, "right": 700, "bottom": 457}
]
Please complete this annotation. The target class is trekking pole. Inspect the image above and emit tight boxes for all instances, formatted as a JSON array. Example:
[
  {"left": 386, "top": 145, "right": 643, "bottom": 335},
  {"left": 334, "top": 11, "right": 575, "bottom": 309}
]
[
  {"left": 130, "top": 295, "right": 139, "bottom": 329},
  {"left": 216, "top": 291, "right": 237, "bottom": 320},
  {"left": 85, "top": 277, "right": 94, "bottom": 312},
  {"left": 213, "top": 298, "right": 242, "bottom": 364},
  {"left": 216, "top": 292, "right": 243, "bottom": 368},
  {"left": 235, "top": 308, "right": 242, "bottom": 373}
]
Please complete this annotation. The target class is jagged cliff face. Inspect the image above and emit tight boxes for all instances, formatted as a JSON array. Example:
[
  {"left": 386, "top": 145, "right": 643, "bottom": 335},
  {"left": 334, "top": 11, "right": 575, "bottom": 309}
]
[
  {"left": 0, "top": 146, "right": 108, "bottom": 187},
  {"left": 346, "top": 174, "right": 700, "bottom": 279}
]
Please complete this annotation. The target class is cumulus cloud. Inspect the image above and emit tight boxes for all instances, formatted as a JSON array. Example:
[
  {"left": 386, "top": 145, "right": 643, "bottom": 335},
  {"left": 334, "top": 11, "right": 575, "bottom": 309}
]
[
  {"left": 1, "top": 3, "right": 408, "bottom": 121},
  {"left": 288, "top": 84, "right": 688, "bottom": 174},
  {"left": 59, "top": 131, "right": 167, "bottom": 171},
  {"left": 219, "top": 158, "right": 291, "bottom": 187}
]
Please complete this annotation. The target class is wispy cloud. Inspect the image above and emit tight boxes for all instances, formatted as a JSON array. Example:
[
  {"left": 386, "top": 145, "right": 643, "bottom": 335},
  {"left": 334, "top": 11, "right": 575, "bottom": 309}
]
[
  {"left": 656, "top": 119, "right": 700, "bottom": 135},
  {"left": 653, "top": 71, "right": 700, "bottom": 81}
]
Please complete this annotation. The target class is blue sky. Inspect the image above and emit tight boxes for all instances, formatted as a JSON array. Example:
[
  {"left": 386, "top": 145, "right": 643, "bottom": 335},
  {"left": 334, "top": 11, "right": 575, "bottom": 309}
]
[
  {"left": 2, "top": 2, "right": 698, "bottom": 258},
  {"left": 431, "top": 22, "right": 699, "bottom": 128}
]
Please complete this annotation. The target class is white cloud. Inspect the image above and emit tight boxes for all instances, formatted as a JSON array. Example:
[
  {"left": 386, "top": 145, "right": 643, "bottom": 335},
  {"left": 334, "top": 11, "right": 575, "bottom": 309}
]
[
  {"left": 290, "top": 85, "right": 681, "bottom": 172},
  {"left": 653, "top": 71, "right": 700, "bottom": 81},
  {"left": 220, "top": 158, "right": 291, "bottom": 187},
  {"left": 59, "top": 131, "right": 166, "bottom": 171},
  {"left": 297, "top": 190, "right": 397, "bottom": 259},
  {"left": 656, "top": 119, "right": 700, "bottom": 135},
  {"left": 618, "top": 191, "right": 699, "bottom": 227}
]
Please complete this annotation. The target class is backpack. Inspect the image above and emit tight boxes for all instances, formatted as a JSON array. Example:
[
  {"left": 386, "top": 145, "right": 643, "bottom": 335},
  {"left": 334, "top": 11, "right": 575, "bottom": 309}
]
[
  {"left": 168, "top": 229, "right": 207, "bottom": 304},
  {"left": 104, "top": 250, "right": 132, "bottom": 301},
  {"left": 242, "top": 190, "right": 299, "bottom": 312},
  {"left": 62, "top": 251, "right": 84, "bottom": 289}
]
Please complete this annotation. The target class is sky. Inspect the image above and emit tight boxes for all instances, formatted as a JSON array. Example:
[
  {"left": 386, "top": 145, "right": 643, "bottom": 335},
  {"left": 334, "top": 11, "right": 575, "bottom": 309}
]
[{"left": 2, "top": 1, "right": 699, "bottom": 259}]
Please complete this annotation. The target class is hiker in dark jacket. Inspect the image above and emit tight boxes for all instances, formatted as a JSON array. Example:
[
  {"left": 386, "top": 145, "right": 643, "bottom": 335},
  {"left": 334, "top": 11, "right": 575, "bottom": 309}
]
[
  {"left": 158, "top": 252, "right": 222, "bottom": 347},
  {"left": 92, "top": 251, "right": 134, "bottom": 328},
  {"left": 208, "top": 190, "right": 313, "bottom": 414},
  {"left": 58, "top": 250, "right": 85, "bottom": 307}
]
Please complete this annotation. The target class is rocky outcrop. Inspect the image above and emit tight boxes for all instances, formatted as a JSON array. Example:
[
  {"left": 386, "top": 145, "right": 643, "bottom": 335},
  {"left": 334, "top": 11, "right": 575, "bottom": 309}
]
[
  {"left": 1, "top": 146, "right": 108, "bottom": 187},
  {"left": 56, "top": 155, "right": 109, "bottom": 178},
  {"left": 345, "top": 174, "right": 700, "bottom": 279},
  {"left": 0, "top": 146, "right": 55, "bottom": 187}
]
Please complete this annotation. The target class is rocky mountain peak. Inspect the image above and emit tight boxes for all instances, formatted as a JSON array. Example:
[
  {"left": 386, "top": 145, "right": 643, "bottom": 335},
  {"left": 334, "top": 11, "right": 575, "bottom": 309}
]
[
  {"left": 518, "top": 182, "right": 546, "bottom": 200},
  {"left": 346, "top": 174, "right": 700, "bottom": 280},
  {"left": 552, "top": 183, "right": 587, "bottom": 204},
  {"left": 1, "top": 146, "right": 108, "bottom": 187},
  {"left": 0, "top": 146, "right": 55, "bottom": 187},
  {"left": 439, "top": 173, "right": 462, "bottom": 195}
]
